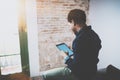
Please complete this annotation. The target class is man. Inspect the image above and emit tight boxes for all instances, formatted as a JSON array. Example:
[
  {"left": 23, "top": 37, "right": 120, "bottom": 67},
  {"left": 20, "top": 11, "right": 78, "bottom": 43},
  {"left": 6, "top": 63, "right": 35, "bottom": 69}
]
[{"left": 41, "top": 9, "right": 101, "bottom": 80}]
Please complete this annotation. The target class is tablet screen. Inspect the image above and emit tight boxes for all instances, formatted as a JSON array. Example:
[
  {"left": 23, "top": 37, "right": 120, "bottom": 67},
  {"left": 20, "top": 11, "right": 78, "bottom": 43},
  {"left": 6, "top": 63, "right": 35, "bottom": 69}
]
[{"left": 56, "top": 43, "right": 73, "bottom": 56}]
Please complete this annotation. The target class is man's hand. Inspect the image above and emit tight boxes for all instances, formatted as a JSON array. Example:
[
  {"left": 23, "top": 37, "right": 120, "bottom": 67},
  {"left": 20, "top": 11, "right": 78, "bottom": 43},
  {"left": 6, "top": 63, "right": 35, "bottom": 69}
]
[
  {"left": 59, "top": 51, "right": 70, "bottom": 64},
  {"left": 60, "top": 51, "right": 68, "bottom": 58},
  {"left": 68, "top": 46, "right": 72, "bottom": 50}
]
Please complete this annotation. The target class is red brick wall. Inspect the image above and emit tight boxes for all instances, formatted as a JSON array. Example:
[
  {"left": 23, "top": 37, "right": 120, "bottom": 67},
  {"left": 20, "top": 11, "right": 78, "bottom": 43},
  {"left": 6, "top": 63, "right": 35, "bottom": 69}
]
[{"left": 36, "top": 0, "right": 89, "bottom": 71}]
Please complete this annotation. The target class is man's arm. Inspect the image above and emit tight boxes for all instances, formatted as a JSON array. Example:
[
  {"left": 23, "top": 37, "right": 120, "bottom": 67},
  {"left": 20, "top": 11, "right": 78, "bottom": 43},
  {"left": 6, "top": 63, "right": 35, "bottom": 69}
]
[{"left": 65, "top": 35, "right": 89, "bottom": 72}]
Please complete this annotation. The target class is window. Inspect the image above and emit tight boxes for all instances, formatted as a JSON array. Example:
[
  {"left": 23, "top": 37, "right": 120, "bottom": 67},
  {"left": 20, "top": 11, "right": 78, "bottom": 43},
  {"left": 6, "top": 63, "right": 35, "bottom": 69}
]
[{"left": 0, "top": 0, "right": 30, "bottom": 75}]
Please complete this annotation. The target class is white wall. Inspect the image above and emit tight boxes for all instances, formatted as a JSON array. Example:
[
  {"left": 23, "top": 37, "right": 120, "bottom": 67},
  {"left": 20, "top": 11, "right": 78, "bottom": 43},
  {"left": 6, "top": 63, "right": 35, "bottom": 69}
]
[
  {"left": 89, "top": 0, "right": 120, "bottom": 69},
  {"left": 26, "top": 0, "right": 40, "bottom": 77}
]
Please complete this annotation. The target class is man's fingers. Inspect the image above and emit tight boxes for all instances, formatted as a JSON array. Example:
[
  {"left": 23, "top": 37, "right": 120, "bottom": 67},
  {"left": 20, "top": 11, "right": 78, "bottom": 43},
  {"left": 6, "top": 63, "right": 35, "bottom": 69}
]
[
  {"left": 60, "top": 51, "right": 68, "bottom": 57},
  {"left": 64, "top": 51, "right": 69, "bottom": 55}
]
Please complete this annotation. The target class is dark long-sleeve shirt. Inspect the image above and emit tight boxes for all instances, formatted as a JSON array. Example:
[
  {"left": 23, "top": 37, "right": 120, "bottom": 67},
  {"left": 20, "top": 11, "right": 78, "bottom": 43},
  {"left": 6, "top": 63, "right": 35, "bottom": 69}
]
[{"left": 65, "top": 26, "right": 102, "bottom": 79}]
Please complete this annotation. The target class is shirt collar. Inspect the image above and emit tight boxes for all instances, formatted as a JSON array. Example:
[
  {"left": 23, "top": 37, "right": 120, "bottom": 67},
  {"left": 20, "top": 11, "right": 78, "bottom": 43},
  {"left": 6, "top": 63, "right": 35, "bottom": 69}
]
[{"left": 75, "top": 25, "right": 91, "bottom": 36}]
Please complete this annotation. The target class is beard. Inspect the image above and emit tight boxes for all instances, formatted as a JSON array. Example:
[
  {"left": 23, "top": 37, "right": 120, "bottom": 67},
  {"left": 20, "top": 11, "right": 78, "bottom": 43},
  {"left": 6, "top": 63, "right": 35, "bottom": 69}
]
[{"left": 72, "top": 28, "right": 78, "bottom": 35}]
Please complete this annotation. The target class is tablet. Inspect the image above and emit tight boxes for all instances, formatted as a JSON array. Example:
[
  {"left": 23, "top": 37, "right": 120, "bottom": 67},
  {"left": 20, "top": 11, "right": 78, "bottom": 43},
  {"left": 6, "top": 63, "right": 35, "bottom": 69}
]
[{"left": 56, "top": 43, "right": 73, "bottom": 56}]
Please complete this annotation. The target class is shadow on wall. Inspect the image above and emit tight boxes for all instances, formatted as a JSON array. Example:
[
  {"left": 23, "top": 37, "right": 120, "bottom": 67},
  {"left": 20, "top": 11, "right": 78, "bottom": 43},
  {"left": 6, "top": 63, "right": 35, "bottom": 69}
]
[{"left": 89, "top": 0, "right": 120, "bottom": 69}]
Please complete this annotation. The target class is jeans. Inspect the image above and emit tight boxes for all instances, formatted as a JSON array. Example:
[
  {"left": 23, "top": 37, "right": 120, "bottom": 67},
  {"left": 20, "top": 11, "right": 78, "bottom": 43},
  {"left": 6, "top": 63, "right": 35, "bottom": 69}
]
[{"left": 42, "top": 67, "right": 78, "bottom": 80}]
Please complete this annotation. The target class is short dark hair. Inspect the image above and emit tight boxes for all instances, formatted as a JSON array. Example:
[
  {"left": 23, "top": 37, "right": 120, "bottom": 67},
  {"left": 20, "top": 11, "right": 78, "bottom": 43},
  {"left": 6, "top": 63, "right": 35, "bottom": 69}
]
[{"left": 67, "top": 9, "right": 86, "bottom": 25}]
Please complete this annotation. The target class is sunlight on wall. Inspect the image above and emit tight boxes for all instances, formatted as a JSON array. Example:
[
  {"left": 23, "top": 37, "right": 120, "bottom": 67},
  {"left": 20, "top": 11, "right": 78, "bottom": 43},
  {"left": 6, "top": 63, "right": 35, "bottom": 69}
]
[{"left": 0, "top": 0, "right": 22, "bottom": 75}]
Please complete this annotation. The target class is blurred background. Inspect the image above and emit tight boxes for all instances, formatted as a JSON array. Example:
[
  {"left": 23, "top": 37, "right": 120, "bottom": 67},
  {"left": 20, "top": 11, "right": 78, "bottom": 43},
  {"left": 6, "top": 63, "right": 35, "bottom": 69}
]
[{"left": 0, "top": 0, "right": 120, "bottom": 77}]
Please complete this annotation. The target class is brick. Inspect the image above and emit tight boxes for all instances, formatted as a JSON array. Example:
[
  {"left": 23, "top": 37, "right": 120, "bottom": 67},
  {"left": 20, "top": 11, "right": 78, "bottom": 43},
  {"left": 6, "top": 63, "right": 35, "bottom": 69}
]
[{"left": 36, "top": 0, "right": 89, "bottom": 71}]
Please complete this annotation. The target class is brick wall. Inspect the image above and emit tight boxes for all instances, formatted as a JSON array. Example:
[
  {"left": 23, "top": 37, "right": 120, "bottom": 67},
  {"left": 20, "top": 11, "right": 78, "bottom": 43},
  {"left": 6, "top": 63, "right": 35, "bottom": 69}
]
[{"left": 36, "top": 0, "right": 89, "bottom": 71}]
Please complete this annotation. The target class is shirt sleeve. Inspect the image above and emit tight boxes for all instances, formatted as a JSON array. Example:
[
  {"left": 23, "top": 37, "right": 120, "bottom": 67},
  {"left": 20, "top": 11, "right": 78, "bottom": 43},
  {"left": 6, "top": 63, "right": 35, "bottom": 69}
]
[{"left": 65, "top": 34, "right": 89, "bottom": 72}]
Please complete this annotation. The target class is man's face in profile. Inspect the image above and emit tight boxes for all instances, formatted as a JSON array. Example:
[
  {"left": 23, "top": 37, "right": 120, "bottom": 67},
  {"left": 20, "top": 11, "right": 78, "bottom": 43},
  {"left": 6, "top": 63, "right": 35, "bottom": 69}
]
[{"left": 68, "top": 21, "right": 78, "bottom": 35}]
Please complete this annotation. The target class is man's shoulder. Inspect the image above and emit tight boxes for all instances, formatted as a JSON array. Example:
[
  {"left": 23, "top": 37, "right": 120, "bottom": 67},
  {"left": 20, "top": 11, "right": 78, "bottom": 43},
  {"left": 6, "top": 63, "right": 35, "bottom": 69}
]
[{"left": 78, "top": 28, "right": 101, "bottom": 42}]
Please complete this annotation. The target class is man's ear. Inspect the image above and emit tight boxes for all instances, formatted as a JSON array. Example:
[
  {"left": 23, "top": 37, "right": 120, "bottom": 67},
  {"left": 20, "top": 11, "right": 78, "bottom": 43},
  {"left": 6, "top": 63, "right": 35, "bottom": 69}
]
[{"left": 73, "top": 22, "right": 76, "bottom": 26}]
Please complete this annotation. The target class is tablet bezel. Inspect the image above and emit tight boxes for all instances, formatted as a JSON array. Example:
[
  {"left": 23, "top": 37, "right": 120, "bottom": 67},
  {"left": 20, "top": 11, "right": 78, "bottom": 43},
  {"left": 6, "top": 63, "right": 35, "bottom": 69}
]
[{"left": 56, "top": 43, "right": 73, "bottom": 56}]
